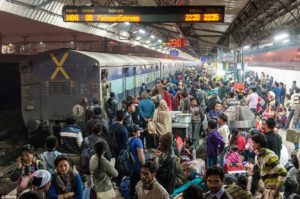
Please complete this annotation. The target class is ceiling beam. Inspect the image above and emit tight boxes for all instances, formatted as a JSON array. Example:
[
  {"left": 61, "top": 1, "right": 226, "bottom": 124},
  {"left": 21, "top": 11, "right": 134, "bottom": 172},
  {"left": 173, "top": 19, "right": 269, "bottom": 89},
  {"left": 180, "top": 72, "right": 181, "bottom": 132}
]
[{"left": 33, "top": 0, "right": 55, "bottom": 9}]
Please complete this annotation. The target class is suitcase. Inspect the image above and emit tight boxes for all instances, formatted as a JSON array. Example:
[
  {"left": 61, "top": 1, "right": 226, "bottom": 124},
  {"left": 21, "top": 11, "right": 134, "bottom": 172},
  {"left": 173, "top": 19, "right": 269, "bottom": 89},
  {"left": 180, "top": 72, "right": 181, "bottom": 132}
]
[{"left": 286, "top": 128, "right": 300, "bottom": 143}]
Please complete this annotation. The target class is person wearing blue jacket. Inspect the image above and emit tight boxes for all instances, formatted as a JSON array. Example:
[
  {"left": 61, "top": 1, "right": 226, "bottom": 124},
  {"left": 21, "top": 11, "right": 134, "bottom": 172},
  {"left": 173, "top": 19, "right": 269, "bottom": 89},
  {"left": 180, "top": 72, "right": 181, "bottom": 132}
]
[
  {"left": 47, "top": 155, "right": 83, "bottom": 199},
  {"left": 139, "top": 91, "right": 155, "bottom": 129}
]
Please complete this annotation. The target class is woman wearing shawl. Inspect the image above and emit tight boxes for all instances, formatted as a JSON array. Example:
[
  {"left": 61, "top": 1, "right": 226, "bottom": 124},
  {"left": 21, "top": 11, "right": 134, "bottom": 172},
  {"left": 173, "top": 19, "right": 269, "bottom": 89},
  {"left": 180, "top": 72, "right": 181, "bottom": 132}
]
[
  {"left": 47, "top": 155, "right": 83, "bottom": 199},
  {"left": 148, "top": 100, "right": 172, "bottom": 136}
]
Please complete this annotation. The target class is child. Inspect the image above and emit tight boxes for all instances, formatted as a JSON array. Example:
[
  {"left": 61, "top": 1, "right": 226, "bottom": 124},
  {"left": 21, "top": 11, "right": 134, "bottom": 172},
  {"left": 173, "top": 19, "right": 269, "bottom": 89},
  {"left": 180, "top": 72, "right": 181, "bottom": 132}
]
[
  {"left": 10, "top": 144, "right": 45, "bottom": 196},
  {"left": 39, "top": 136, "right": 61, "bottom": 174}
]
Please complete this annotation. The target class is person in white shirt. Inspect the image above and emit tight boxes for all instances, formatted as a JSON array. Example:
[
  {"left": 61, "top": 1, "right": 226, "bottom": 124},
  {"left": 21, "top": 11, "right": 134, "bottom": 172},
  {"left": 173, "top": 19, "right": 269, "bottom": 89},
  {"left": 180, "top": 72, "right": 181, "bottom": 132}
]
[{"left": 218, "top": 113, "right": 230, "bottom": 166}]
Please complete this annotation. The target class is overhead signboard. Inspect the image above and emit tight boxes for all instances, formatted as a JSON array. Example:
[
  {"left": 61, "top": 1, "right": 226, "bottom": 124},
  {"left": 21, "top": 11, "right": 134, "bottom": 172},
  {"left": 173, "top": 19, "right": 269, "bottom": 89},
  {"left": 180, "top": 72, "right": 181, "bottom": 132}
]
[
  {"left": 169, "top": 49, "right": 179, "bottom": 57},
  {"left": 200, "top": 56, "right": 207, "bottom": 62},
  {"left": 62, "top": 6, "right": 225, "bottom": 23}
]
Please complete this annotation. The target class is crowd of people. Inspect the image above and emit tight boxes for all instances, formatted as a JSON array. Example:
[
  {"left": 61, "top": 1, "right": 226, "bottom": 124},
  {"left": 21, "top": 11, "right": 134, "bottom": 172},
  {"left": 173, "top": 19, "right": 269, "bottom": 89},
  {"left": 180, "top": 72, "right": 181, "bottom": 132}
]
[{"left": 10, "top": 68, "right": 300, "bottom": 199}]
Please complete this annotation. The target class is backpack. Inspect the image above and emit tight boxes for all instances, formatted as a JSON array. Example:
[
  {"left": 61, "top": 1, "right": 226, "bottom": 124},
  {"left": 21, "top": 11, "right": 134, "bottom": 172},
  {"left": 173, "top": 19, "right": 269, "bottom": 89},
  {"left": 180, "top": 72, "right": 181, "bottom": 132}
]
[
  {"left": 105, "top": 98, "right": 115, "bottom": 117},
  {"left": 80, "top": 137, "right": 95, "bottom": 174},
  {"left": 109, "top": 123, "right": 123, "bottom": 158},
  {"left": 116, "top": 138, "right": 136, "bottom": 176}
]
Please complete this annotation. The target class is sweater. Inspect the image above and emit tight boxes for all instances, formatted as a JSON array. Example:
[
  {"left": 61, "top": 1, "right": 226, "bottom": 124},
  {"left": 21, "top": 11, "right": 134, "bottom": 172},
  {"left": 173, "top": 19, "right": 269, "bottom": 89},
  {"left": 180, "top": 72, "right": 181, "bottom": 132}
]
[
  {"left": 90, "top": 155, "right": 118, "bottom": 192},
  {"left": 139, "top": 98, "right": 155, "bottom": 120},
  {"left": 135, "top": 178, "right": 169, "bottom": 199},
  {"left": 256, "top": 148, "right": 287, "bottom": 189},
  {"left": 206, "top": 129, "right": 225, "bottom": 157}
]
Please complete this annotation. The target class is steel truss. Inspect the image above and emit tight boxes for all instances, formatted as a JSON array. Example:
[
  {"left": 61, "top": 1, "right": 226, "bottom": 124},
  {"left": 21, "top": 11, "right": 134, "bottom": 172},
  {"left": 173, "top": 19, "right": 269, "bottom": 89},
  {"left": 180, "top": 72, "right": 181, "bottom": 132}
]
[{"left": 221, "top": 0, "right": 300, "bottom": 48}]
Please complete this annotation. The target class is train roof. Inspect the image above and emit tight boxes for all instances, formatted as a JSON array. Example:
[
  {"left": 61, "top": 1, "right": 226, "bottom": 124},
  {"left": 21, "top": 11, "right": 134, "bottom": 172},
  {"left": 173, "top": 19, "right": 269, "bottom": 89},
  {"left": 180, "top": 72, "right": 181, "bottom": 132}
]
[{"left": 75, "top": 50, "right": 161, "bottom": 66}]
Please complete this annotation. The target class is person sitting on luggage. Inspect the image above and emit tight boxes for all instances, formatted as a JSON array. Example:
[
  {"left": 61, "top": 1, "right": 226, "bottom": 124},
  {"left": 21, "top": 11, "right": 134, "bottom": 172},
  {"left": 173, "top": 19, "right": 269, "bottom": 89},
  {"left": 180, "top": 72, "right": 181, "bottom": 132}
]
[
  {"left": 229, "top": 128, "right": 246, "bottom": 153},
  {"left": 224, "top": 146, "right": 243, "bottom": 174},
  {"left": 39, "top": 136, "right": 61, "bottom": 174},
  {"left": 90, "top": 140, "right": 118, "bottom": 199},
  {"left": 47, "top": 155, "right": 83, "bottom": 199},
  {"left": 135, "top": 160, "right": 169, "bottom": 199},
  {"left": 10, "top": 144, "right": 46, "bottom": 197},
  {"left": 203, "top": 166, "right": 232, "bottom": 199},
  {"left": 28, "top": 169, "right": 52, "bottom": 198}
]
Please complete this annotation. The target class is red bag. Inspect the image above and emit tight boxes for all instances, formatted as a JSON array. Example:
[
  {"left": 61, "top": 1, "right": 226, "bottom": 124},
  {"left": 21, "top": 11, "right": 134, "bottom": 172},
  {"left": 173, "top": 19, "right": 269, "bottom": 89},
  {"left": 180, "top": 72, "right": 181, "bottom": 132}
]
[
  {"left": 224, "top": 152, "right": 243, "bottom": 173},
  {"left": 176, "top": 135, "right": 183, "bottom": 152}
]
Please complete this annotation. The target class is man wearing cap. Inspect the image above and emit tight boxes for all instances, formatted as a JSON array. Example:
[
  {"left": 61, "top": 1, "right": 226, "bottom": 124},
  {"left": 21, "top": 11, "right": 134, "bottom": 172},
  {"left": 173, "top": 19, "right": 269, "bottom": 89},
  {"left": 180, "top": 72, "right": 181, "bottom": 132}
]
[{"left": 19, "top": 170, "right": 51, "bottom": 199}]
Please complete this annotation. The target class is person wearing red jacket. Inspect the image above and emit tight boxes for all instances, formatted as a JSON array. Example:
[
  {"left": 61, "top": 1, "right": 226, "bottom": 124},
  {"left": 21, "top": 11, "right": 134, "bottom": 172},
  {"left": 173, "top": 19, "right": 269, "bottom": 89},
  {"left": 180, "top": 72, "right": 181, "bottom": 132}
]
[
  {"left": 229, "top": 128, "right": 246, "bottom": 153},
  {"left": 163, "top": 87, "right": 172, "bottom": 111}
]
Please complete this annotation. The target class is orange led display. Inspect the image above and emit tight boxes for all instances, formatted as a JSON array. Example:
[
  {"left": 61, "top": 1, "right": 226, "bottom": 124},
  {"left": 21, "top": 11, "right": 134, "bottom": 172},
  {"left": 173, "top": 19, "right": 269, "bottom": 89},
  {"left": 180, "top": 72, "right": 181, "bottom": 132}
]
[
  {"left": 65, "top": 14, "right": 80, "bottom": 21},
  {"left": 203, "top": 14, "right": 220, "bottom": 22},
  {"left": 62, "top": 6, "right": 225, "bottom": 23},
  {"left": 185, "top": 14, "right": 201, "bottom": 22},
  {"left": 96, "top": 15, "right": 140, "bottom": 22}
]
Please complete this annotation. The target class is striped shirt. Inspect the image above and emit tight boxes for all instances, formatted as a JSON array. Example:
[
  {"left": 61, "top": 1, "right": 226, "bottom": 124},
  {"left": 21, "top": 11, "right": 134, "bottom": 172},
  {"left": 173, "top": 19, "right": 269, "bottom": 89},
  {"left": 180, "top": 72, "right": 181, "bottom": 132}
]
[{"left": 256, "top": 148, "right": 287, "bottom": 189}]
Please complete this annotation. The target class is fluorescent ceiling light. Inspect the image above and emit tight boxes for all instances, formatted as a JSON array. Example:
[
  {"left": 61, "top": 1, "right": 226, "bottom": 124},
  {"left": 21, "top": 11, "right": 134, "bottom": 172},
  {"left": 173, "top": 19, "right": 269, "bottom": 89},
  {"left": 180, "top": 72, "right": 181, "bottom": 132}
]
[
  {"left": 139, "top": 29, "right": 146, "bottom": 34},
  {"left": 282, "top": 39, "right": 290, "bottom": 43},
  {"left": 158, "top": 39, "right": 162, "bottom": 43},
  {"left": 274, "top": 33, "right": 289, "bottom": 41},
  {"left": 243, "top": 45, "right": 250, "bottom": 49},
  {"left": 124, "top": 22, "right": 130, "bottom": 25},
  {"left": 150, "top": 35, "right": 155, "bottom": 39}
]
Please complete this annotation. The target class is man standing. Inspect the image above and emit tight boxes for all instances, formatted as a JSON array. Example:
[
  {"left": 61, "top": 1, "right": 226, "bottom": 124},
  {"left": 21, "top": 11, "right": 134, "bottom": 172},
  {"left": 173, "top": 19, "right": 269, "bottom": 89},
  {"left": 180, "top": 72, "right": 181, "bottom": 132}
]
[
  {"left": 264, "top": 118, "right": 282, "bottom": 158},
  {"left": 135, "top": 161, "right": 169, "bottom": 199},
  {"left": 252, "top": 133, "right": 287, "bottom": 199},
  {"left": 139, "top": 91, "right": 155, "bottom": 129},
  {"left": 109, "top": 110, "right": 128, "bottom": 185},
  {"left": 292, "top": 102, "right": 300, "bottom": 150},
  {"left": 286, "top": 88, "right": 300, "bottom": 129},
  {"left": 246, "top": 87, "right": 258, "bottom": 115},
  {"left": 105, "top": 92, "right": 118, "bottom": 125},
  {"left": 124, "top": 101, "right": 137, "bottom": 133},
  {"left": 204, "top": 166, "right": 232, "bottom": 199}
]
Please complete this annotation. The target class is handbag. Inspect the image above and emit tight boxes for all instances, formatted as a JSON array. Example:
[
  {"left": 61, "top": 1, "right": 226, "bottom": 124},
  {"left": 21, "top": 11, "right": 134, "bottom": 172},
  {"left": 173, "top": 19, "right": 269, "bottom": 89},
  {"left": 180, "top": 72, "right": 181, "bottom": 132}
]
[{"left": 18, "top": 175, "right": 31, "bottom": 191}]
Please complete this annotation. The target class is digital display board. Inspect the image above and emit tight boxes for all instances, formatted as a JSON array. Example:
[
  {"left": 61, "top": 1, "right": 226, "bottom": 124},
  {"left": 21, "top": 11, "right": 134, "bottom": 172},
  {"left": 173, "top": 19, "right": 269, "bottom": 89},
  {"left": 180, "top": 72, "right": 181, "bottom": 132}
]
[{"left": 62, "top": 6, "right": 225, "bottom": 23}]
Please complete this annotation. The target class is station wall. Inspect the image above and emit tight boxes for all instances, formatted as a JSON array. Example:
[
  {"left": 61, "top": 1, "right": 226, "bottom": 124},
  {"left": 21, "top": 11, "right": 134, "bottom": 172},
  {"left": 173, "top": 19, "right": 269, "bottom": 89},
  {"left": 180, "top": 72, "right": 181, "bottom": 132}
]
[{"left": 247, "top": 66, "right": 300, "bottom": 90}]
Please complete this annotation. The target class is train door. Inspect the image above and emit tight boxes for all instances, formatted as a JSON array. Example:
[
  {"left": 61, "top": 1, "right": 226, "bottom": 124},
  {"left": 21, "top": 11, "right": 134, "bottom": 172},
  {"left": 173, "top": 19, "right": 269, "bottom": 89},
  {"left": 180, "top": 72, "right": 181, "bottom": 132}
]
[
  {"left": 100, "top": 69, "right": 109, "bottom": 107},
  {"left": 123, "top": 68, "right": 129, "bottom": 99}
]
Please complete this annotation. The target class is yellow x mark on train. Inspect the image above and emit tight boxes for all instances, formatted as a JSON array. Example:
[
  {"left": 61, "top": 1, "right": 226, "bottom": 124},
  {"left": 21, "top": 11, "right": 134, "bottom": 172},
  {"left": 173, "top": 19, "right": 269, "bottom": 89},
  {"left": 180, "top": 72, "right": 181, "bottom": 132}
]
[{"left": 50, "top": 53, "right": 70, "bottom": 80}]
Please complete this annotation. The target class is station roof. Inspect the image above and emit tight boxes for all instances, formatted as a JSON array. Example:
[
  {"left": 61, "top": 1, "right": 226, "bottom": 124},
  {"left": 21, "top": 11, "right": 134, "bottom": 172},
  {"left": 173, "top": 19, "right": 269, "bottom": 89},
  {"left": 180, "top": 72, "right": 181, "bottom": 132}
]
[{"left": 0, "top": 0, "right": 299, "bottom": 59}]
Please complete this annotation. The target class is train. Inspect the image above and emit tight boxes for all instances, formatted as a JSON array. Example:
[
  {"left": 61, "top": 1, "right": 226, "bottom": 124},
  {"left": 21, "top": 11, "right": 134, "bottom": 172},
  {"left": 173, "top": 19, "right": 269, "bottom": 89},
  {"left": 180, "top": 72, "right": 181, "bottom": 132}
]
[{"left": 20, "top": 49, "right": 198, "bottom": 133}]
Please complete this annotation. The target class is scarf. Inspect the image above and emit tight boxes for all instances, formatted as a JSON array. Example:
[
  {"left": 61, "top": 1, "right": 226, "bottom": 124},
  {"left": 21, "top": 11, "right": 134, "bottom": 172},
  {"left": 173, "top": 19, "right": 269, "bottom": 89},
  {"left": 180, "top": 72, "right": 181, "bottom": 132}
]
[
  {"left": 142, "top": 178, "right": 157, "bottom": 190},
  {"left": 55, "top": 172, "right": 72, "bottom": 193}
]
